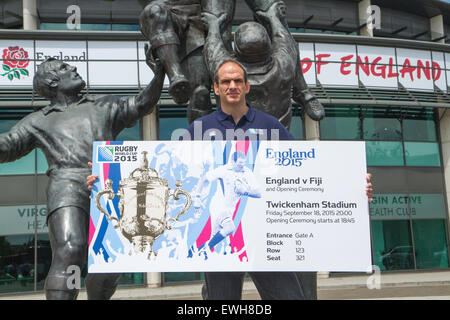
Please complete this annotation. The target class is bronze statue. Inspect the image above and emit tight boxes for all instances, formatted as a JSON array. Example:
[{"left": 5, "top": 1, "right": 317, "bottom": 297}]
[
  {"left": 139, "top": 0, "right": 324, "bottom": 124},
  {"left": 138, "top": 0, "right": 235, "bottom": 122},
  {"left": 0, "top": 47, "right": 164, "bottom": 299}
]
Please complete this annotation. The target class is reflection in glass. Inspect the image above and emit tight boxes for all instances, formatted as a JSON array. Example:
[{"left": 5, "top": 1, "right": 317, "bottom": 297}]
[
  {"left": 0, "top": 235, "right": 38, "bottom": 293},
  {"left": 413, "top": 220, "right": 449, "bottom": 269},
  {"left": 404, "top": 142, "right": 440, "bottom": 166},
  {"left": 403, "top": 119, "right": 437, "bottom": 142},
  {"left": 37, "top": 149, "right": 48, "bottom": 174},
  {"left": 116, "top": 121, "right": 141, "bottom": 141},
  {"left": 160, "top": 117, "right": 189, "bottom": 140},
  {"left": 320, "top": 107, "right": 360, "bottom": 140},
  {"left": 0, "top": 151, "right": 36, "bottom": 175},
  {"left": 289, "top": 115, "right": 304, "bottom": 140},
  {"left": 363, "top": 118, "right": 402, "bottom": 141},
  {"left": 366, "top": 141, "right": 404, "bottom": 166},
  {"left": 371, "top": 220, "right": 414, "bottom": 271}
]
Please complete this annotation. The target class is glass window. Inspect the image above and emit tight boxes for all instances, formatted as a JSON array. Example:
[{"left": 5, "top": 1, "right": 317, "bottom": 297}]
[
  {"left": 116, "top": 121, "right": 141, "bottom": 141},
  {"left": 412, "top": 220, "right": 449, "bottom": 269},
  {"left": 366, "top": 141, "right": 404, "bottom": 166},
  {"left": 160, "top": 117, "right": 189, "bottom": 140},
  {"left": 363, "top": 118, "right": 402, "bottom": 141},
  {"left": 0, "top": 119, "right": 21, "bottom": 133},
  {"left": 404, "top": 142, "right": 441, "bottom": 167},
  {"left": 37, "top": 149, "right": 48, "bottom": 174},
  {"left": 0, "top": 117, "right": 38, "bottom": 176},
  {"left": 112, "top": 24, "right": 140, "bottom": 31},
  {"left": 118, "top": 273, "right": 144, "bottom": 285},
  {"left": 0, "top": 234, "right": 37, "bottom": 293},
  {"left": 0, "top": 151, "right": 36, "bottom": 175},
  {"left": 40, "top": 23, "right": 139, "bottom": 31},
  {"left": 403, "top": 119, "right": 437, "bottom": 142},
  {"left": 164, "top": 272, "right": 204, "bottom": 283},
  {"left": 0, "top": 115, "right": 47, "bottom": 175},
  {"left": 320, "top": 107, "right": 360, "bottom": 140},
  {"left": 289, "top": 114, "right": 304, "bottom": 140},
  {"left": 371, "top": 220, "right": 414, "bottom": 271},
  {"left": 35, "top": 234, "right": 52, "bottom": 291}
]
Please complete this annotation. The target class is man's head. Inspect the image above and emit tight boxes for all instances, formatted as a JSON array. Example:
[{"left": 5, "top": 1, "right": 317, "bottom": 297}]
[
  {"left": 234, "top": 22, "right": 272, "bottom": 64},
  {"left": 213, "top": 60, "right": 250, "bottom": 107},
  {"left": 34, "top": 58, "right": 85, "bottom": 100}
]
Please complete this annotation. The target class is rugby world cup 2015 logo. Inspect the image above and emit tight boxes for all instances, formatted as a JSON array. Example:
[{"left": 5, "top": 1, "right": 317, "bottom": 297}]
[
  {"left": 98, "top": 146, "right": 114, "bottom": 162},
  {"left": 1, "top": 46, "right": 30, "bottom": 81}
]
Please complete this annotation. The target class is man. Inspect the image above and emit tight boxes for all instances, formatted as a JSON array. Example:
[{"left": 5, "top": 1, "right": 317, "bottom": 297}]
[
  {"left": 0, "top": 47, "right": 164, "bottom": 299},
  {"left": 201, "top": 1, "right": 321, "bottom": 130},
  {"left": 193, "top": 151, "right": 261, "bottom": 254},
  {"left": 185, "top": 59, "right": 307, "bottom": 299},
  {"left": 184, "top": 59, "right": 373, "bottom": 299}
]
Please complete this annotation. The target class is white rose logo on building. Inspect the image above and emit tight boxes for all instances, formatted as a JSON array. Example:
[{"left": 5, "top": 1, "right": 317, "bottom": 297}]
[{"left": 1, "top": 46, "right": 30, "bottom": 81}]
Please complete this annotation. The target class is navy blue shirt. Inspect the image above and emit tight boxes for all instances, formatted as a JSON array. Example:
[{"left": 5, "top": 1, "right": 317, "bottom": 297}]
[{"left": 186, "top": 105, "right": 294, "bottom": 141}]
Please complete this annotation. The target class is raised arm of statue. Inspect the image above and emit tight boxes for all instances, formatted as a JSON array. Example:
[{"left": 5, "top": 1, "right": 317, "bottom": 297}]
[
  {"left": 255, "top": 2, "right": 297, "bottom": 60},
  {"left": 0, "top": 118, "right": 36, "bottom": 164},
  {"left": 201, "top": 11, "right": 234, "bottom": 80},
  {"left": 133, "top": 44, "right": 165, "bottom": 118}
]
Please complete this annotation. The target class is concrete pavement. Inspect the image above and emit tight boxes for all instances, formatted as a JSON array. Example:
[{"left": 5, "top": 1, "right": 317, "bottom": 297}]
[{"left": 1, "top": 270, "right": 450, "bottom": 300}]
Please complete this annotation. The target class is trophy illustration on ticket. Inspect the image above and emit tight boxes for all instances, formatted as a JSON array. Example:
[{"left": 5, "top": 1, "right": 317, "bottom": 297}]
[{"left": 95, "top": 151, "right": 192, "bottom": 257}]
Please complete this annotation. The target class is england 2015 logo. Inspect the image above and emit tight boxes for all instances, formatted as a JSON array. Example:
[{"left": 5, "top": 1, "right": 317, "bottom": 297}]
[{"left": 265, "top": 147, "right": 316, "bottom": 167}]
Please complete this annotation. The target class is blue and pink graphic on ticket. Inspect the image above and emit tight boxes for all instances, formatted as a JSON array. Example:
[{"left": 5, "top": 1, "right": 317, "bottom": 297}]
[{"left": 88, "top": 140, "right": 261, "bottom": 269}]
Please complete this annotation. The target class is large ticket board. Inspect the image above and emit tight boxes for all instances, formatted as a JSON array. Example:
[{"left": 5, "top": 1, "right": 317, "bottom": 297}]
[{"left": 88, "top": 140, "right": 371, "bottom": 273}]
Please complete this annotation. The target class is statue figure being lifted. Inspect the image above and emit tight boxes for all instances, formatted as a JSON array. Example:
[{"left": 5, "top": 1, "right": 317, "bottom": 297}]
[{"left": 138, "top": 0, "right": 235, "bottom": 121}]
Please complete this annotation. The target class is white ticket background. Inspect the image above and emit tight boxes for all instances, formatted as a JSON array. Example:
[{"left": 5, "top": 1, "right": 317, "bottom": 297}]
[
  {"left": 247, "top": 141, "right": 371, "bottom": 272},
  {"left": 88, "top": 140, "right": 371, "bottom": 273}
]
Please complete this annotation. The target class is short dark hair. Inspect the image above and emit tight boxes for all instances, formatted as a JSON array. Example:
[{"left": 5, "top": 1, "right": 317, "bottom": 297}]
[
  {"left": 214, "top": 59, "right": 248, "bottom": 84},
  {"left": 33, "top": 58, "right": 60, "bottom": 100}
]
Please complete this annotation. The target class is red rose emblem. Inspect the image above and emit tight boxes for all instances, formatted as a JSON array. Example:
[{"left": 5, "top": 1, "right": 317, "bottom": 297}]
[
  {"left": 1, "top": 46, "right": 30, "bottom": 81},
  {"left": 3, "top": 46, "right": 30, "bottom": 69}
]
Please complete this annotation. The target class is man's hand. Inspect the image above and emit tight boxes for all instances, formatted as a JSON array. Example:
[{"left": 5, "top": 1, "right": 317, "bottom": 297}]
[
  {"left": 87, "top": 162, "right": 98, "bottom": 192},
  {"left": 144, "top": 43, "right": 163, "bottom": 76},
  {"left": 201, "top": 12, "right": 228, "bottom": 31},
  {"left": 366, "top": 173, "right": 373, "bottom": 202},
  {"left": 255, "top": 1, "right": 286, "bottom": 25}
]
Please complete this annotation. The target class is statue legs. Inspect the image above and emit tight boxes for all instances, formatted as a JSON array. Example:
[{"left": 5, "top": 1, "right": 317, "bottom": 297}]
[
  {"left": 201, "top": 0, "right": 236, "bottom": 51},
  {"left": 139, "top": 1, "right": 191, "bottom": 104},
  {"left": 85, "top": 272, "right": 122, "bottom": 300},
  {"left": 186, "top": 47, "right": 213, "bottom": 123},
  {"left": 45, "top": 206, "right": 89, "bottom": 300},
  {"left": 45, "top": 206, "right": 121, "bottom": 300}
]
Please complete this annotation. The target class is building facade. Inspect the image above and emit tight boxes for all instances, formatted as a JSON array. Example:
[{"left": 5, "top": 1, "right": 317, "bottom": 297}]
[{"left": 0, "top": 0, "right": 449, "bottom": 295}]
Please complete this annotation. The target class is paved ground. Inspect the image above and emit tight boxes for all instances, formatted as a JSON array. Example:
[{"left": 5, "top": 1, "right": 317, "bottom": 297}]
[{"left": 2, "top": 270, "right": 450, "bottom": 300}]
